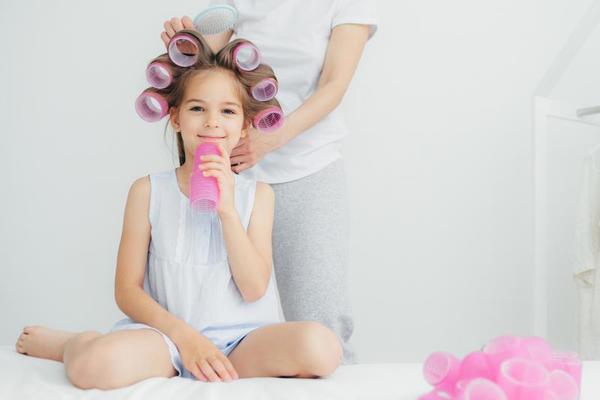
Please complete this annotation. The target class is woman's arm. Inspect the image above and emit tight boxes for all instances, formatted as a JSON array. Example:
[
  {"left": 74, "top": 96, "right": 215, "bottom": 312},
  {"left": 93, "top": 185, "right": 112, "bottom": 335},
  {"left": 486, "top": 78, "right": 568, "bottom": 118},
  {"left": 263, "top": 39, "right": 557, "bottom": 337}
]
[
  {"left": 113, "top": 177, "right": 191, "bottom": 342},
  {"left": 230, "top": 23, "right": 371, "bottom": 171},
  {"left": 277, "top": 23, "right": 370, "bottom": 146},
  {"left": 219, "top": 182, "right": 274, "bottom": 302}
]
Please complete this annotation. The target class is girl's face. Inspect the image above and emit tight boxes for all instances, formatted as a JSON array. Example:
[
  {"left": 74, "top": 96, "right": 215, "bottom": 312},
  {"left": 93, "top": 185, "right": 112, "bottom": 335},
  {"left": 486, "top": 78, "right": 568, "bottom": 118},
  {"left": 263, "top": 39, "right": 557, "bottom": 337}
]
[{"left": 170, "top": 69, "right": 247, "bottom": 159}]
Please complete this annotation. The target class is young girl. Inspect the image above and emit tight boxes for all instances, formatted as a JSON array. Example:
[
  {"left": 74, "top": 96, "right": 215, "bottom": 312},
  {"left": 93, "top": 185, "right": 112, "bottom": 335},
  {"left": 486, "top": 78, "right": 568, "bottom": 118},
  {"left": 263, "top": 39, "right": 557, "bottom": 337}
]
[{"left": 14, "top": 32, "right": 342, "bottom": 390}]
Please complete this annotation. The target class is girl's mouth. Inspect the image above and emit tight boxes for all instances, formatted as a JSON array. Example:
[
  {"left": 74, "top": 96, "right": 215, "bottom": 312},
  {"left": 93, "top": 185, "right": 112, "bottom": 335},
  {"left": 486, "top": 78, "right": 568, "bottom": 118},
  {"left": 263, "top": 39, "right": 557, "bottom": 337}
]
[{"left": 197, "top": 135, "right": 226, "bottom": 142}]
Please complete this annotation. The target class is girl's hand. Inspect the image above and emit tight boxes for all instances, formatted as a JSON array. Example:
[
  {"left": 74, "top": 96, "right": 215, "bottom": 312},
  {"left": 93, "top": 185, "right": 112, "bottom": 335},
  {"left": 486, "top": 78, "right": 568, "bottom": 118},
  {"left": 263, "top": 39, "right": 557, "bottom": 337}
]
[
  {"left": 230, "top": 127, "right": 284, "bottom": 173},
  {"left": 160, "top": 16, "right": 195, "bottom": 49},
  {"left": 175, "top": 327, "right": 239, "bottom": 382},
  {"left": 198, "top": 142, "right": 237, "bottom": 217}
]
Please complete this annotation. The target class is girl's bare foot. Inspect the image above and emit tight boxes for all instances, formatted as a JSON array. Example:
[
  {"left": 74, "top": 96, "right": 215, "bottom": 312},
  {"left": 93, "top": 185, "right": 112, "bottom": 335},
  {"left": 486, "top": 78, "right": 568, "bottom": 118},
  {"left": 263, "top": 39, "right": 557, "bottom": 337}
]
[{"left": 15, "top": 326, "right": 77, "bottom": 362}]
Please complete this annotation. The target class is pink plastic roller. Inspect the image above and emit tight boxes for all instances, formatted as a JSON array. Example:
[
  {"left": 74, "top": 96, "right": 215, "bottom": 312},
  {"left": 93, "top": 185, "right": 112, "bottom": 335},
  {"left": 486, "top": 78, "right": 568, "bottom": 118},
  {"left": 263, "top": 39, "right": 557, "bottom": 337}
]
[
  {"left": 168, "top": 31, "right": 202, "bottom": 67},
  {"left": 191, "top": 143, "right": 221, "bottom": 212},
  {"left": 423, "top": 351, "right": 461, "bottom": 395},
  {"left": 146, "top": 62, "right": 173, "bottom": 89},
  {"left": 135, "top": 90, "right": 169, "bottom": 122},
  {"left": 253, "top": 106, "right": 284, "bottom": 133},
  {"left": 233, "top": 42, "right": 261, "bottom": 71},
  {"left": 251, "top": 78, "right": 278, "bottom": 101},
  {"left": 497, "top": 358, "right": 549, "bottom": 400},
  {"left": 458, "top": 378, "right": 508, "bottom": 400}
]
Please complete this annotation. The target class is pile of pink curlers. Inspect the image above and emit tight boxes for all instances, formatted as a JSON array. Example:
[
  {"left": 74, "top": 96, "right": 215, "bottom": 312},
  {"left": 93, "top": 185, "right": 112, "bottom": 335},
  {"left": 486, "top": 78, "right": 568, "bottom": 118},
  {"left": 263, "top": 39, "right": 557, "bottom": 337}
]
[
  {"left": 419, "top": 335, "right": 582, "bottom": 400},
  {"left": 135, "top": 29, "right": 284, "bottom": 133}
]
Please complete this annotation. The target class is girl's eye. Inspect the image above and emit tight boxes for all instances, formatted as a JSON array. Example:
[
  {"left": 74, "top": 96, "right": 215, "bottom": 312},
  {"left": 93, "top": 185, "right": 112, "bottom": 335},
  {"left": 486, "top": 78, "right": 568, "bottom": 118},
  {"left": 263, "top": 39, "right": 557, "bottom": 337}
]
[
  {"left": 190, "top": 106, "right": 204, "bottom": 112},
  {"left": 223, "top": 109, "right": 236, "bottom": 115}
]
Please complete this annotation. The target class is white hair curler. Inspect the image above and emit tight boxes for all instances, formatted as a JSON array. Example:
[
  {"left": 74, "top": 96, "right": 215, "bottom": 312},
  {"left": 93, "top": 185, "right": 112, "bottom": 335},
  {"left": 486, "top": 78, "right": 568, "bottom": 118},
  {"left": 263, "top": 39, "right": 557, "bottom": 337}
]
[
  {"left": 146, "top": 62, "right": 173, "bottom": 89},
  {"left": 233, "top": 42, "right": 261, "bottom": 71}
]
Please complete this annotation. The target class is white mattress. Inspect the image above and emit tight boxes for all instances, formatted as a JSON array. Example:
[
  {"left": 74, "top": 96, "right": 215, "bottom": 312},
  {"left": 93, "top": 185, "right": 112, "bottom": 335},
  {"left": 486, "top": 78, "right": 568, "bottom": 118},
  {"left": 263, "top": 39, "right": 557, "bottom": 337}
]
[{"left": 1, "top": 345, "right": 599, "bottom": 399}]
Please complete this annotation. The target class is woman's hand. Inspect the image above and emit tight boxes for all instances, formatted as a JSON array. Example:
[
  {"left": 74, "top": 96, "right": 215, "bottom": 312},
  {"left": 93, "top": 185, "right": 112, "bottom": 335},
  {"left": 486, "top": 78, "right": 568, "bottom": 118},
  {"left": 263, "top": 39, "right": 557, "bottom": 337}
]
[
  {"left": 174, "top": 326, "right": 239, "bottom": 382},
  {"left": 230, "top": 127, "right": 284, "bottom": 173},
  {"left": 198, "top": 142, "right": 237, "bottom": 217},
  {"left": 160, "top": 16, "right": 194, "bottom": 49}
]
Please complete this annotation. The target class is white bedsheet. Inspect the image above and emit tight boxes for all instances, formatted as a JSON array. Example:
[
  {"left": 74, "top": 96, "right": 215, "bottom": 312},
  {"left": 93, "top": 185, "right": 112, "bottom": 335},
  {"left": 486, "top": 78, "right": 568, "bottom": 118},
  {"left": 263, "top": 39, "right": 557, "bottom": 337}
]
[{"left": 1, "top": 345, "right": 599, "bottom": 399}]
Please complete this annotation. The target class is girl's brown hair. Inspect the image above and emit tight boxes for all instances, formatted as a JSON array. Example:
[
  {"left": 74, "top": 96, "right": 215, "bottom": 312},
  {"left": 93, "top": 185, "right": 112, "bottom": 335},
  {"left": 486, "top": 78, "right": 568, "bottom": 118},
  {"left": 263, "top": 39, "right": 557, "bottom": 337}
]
[{"left": 146, "top": 31, "right": 281, "bottom": 165}]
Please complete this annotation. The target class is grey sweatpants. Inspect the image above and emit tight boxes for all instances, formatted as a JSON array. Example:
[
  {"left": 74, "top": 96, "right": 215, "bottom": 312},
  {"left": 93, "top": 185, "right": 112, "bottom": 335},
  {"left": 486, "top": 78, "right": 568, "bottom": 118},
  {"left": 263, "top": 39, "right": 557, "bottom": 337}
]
[{"left": 270, "top": 159, "right": 356, "bottom": 364}]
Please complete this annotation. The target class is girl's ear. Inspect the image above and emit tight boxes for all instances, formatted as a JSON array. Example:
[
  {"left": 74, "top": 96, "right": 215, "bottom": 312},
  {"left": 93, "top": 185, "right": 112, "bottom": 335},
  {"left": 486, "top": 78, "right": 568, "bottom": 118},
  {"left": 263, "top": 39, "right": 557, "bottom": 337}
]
[
  {"left": 241, "top": 119, "right": 251, "bottom": 138},
  {"left": 169, "top": 107, "right": 180, "bottom": 131}
]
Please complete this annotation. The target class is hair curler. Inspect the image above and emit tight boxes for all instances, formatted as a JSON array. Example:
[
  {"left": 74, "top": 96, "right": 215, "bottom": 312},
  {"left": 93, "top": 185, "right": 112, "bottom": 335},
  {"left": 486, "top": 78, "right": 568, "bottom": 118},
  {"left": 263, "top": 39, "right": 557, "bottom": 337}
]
[
  {"left": 168, "top": 30, "right": 206, "bottom": 67},
  {"left": 545, "top": 369, "right": 579, "bottom": 400},
  {"left": 482, "top": 335, "right": 523, "bottom": 376},
  {"left": 550, "top": 351, "right": 582, "bottom": 387},
  {"left": 190, "top": 143, "right": 221, "bottom": 212},
  {"left": 135, "top": 90, "right": 169, "bottom": 122},
  {"left": 423, "top": 352, "right": 461, "bottom": 395},
  {"left": 459, "top": 378, "right": 508, "bottom": 400},
  {"left": 497, "top": 358, "right": 549, "bottom": 400},
  {"left": 253, "top": 106, "right": 284, "bottom": 133},
  {"left": 251, "top": 78, "right": 278, "bottom": 101},
  {"left": 193, "top": 5, "right": 238, "bottom": 35},
  {"left": 146, "top": 62, "right": 173, "bottom": 89},
  {"left": 233, "top": 42, "right": 261, "bottom": 71},
  {"left": 459, "top": 351, "right": 495, "bottom": 382}
]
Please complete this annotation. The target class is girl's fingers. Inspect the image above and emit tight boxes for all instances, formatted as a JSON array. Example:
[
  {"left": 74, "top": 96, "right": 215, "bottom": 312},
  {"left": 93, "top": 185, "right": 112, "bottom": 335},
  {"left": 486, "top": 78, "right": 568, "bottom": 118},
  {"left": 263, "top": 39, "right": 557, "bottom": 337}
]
[
  {"left": 187, "top": 362, "right": 208, "bottom": 382},
  {"left": 171, "top": 17, "right": 184, "bottom": 32},
  {"left": 160, "top": 31, "right": 170, "bottom": 48},
  {"left": 198, "top": 161, "right": 225, "bottom": 171},
  {"left": 198, "top": 359, "right": 221, "bottom": 382},
  {"left": 182, "top": 15, "right": 194, "bottom": 29},
  {"left": 163, "top": 19, "right": 176, "bottom": 37},
  {"left": 200, "top": 154, "right": 227, "bottom": 164},
  {"left": 208, "top": 357, "right": 232, "bottom": 381},
  {"left": 233, "top": 163, "right": 250, "bottom": 173},
  {"left": 222, "top": 357, "right": 239, "bottom": 380}
]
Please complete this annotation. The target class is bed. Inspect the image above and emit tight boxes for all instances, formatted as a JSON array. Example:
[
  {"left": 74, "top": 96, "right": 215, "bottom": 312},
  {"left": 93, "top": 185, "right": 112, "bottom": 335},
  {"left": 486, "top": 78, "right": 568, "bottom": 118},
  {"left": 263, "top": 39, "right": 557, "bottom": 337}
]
[{"left": 1, "top": 345, "right": 599, "bottom": 399}]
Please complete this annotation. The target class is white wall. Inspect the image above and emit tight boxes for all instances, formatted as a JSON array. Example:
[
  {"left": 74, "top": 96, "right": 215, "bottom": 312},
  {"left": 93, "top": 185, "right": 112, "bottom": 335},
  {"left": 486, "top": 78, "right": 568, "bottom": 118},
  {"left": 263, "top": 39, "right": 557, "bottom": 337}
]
[{"left": 1, "top": 0, "right": 597, "bottom": 363}]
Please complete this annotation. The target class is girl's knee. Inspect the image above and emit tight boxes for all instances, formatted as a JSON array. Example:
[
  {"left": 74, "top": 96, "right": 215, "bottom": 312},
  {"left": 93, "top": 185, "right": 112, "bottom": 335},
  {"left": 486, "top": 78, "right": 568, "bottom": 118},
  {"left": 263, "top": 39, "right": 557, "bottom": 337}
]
[
  {"left": 66, "top": 336, "right": 124, "bottom": 389},
  {"left": 296, "top": 322, "right": 342, "bottom": 377}
]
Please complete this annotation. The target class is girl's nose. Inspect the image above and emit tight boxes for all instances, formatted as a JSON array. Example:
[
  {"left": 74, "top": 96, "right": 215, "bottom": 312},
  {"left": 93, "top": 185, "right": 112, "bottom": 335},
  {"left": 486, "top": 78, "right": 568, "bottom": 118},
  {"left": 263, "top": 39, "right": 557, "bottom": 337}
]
[{"left": 204, "top": 115, "right": 220, "bottom": 128}]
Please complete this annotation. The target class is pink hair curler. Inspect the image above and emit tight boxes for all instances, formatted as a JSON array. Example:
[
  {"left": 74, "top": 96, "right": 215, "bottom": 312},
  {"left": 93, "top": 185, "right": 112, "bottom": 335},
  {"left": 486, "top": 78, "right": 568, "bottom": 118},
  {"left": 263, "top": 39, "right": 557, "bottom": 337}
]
[
  {"left": 251, "top": 78, "right": 278, "bottom": 101},
  {"left": 546, "top": 370, "right": 579, "bottom": 400},
  {"left": 482, "top": 335, "right": 523, "bottom": 376},
  {"left": 135, "top": 90, "right": 169, "bottom": 122},
  {"left": 233, "top": 42, "right": 261, "bottom": 71},
  {"left": 253, "top": 106, "right": 284, "bottom": 133},
  {"left": 418, "top": 390, "right": 452, "bottom": 400},
  {"left": 519, "top": 336, "right": 553, "bottom": 369},
  {"left": 497, "top": 358, "right": 550, "bottom": 400},
  {"left": 168, "top": 31, "right": 202, "bottom": 67},
  {"left": 191, "top": 143, "right": 221, "bottom": 212},
  {"left": 460, "top": 351, "right": 495, "bottom": 382},
  {"left": 550, "top": 351, "right": 582, "bottom": 387},
  {"left": 146, "top": 62, "right": 173, "bottom": 89},
  {"left": 458, "top": 378, "right": 508, "bottom": 400},
  {"left": 423, "top": 352, "right": 461, "bottom": 395}
]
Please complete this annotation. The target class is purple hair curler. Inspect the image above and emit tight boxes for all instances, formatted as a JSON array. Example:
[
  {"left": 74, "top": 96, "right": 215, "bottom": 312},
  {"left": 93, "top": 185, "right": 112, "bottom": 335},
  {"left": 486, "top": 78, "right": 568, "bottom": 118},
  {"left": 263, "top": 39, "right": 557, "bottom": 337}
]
[
  {"left": 191, "top": 143, "right": 221, "bottom": 212},
  {"left": 135, "top": 90, "right": 169, "bottom": 122},
  {"left": 253, "top": 106, "right": 284, "bottom": 133},
  {"left": 146, "top": 62, "right": 173, "bottom": 89},
  {"left": 233, "top": 42, "right": 261, "bottom": 71},
  {"left": 251, "top": 78, "right": 278, "bottom": 101},
  {"left": 168, "top": 31, "right": 202, "bottom": 67}
]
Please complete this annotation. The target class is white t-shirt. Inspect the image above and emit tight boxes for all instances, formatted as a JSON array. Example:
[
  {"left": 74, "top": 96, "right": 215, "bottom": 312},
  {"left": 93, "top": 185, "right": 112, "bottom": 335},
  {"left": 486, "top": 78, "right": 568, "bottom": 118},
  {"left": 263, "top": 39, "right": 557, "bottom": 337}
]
[{"left": 209, "top": 0, "right": 378, "bottom": 183}]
